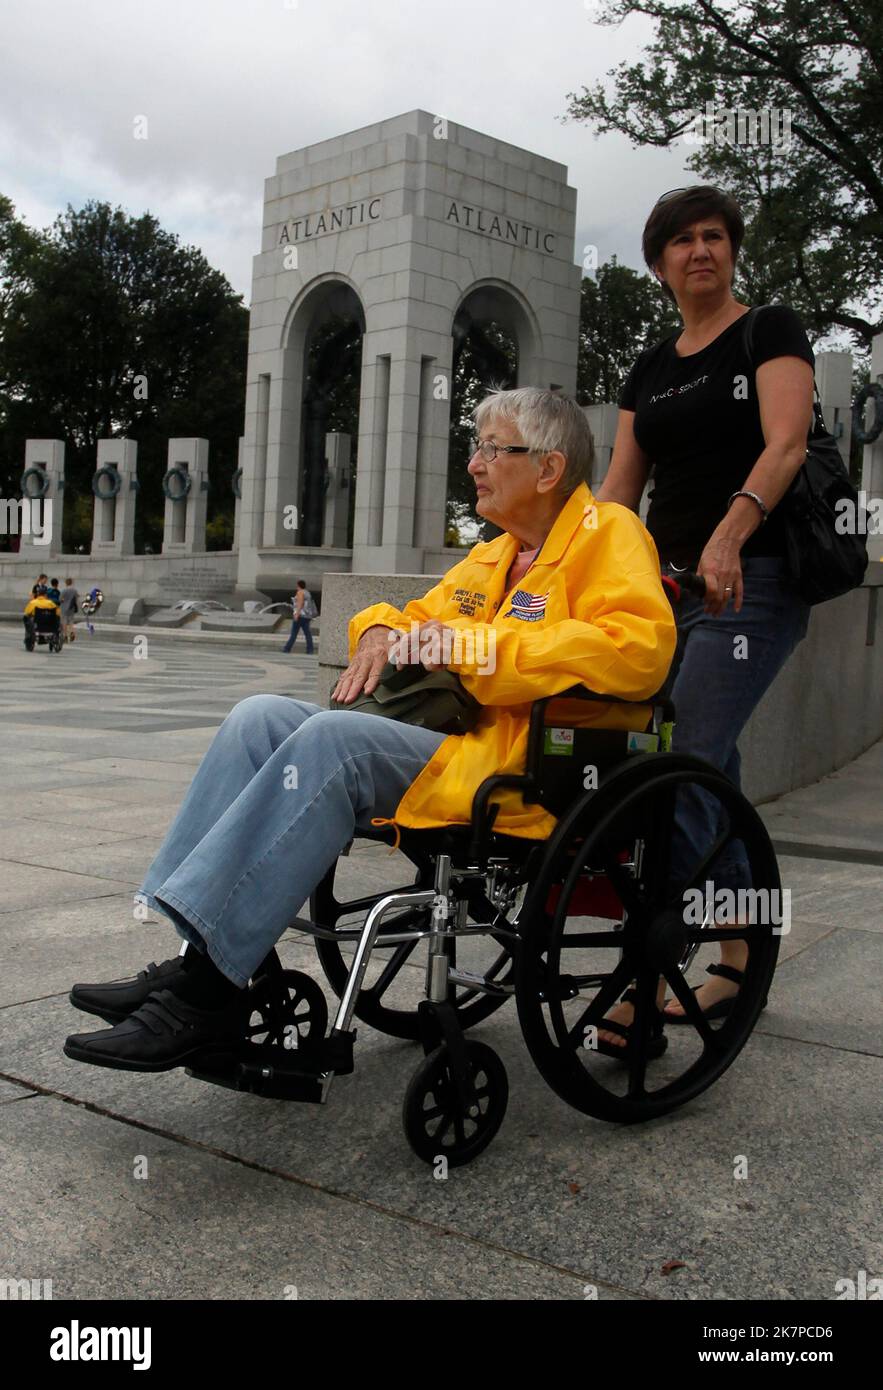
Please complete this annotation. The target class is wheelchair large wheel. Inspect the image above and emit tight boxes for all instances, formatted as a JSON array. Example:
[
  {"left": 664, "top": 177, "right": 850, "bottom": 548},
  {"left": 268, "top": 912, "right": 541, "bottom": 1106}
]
[
  {"left": 516, "top": 754, "right": 780, "bottom": 1125},
  {"left": 310, "top": 851, "right": 518, "bottom": 1041}
]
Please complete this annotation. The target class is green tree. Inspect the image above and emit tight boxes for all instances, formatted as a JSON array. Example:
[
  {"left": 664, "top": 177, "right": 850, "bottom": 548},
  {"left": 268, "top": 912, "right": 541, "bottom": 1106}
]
[
  {"left": 566, "top": 0, "right": 883, "bottom": 354},
  {"left": 0, "top": 199, "right": 248, "bottom": 550},
  {"left": 577, "top": 258, "right": 681, "bottom": 402},
  {"left": 446, "top": 317, "right": 517, "bottom": 543}
]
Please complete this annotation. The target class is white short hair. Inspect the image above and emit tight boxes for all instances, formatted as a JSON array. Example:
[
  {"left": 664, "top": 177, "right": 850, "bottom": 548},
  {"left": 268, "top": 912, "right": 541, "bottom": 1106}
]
[{"left": 473, "top": 387, "right": 595, "bottom": 495}]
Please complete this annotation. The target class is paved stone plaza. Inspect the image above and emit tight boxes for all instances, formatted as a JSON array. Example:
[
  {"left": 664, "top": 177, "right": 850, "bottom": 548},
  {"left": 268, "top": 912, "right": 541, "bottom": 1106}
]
[{"left": 0, "top": 625, "right": 880, "bottom": 1301}]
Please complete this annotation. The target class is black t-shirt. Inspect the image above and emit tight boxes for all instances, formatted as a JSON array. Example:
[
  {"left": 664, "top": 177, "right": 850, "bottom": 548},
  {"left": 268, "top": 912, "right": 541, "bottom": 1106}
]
[{"left": 619, "top": 305, "right": 814, "bottom": 566}]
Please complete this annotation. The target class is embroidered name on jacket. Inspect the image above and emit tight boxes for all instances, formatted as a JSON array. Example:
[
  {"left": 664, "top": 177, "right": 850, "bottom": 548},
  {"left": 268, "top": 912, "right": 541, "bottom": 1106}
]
[{"left": 504, "top": 589, "right": 550, "bottom": 622}]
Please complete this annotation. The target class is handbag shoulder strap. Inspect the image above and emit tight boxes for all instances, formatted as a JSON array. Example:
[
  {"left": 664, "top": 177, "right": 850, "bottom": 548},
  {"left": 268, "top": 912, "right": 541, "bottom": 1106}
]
[{"left": 742, "top": 303, "right": 825, "bottom": 433}]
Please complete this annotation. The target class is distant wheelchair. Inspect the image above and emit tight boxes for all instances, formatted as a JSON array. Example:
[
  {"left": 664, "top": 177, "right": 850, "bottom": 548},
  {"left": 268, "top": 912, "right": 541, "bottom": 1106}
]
[
  {"left": 23, "top": 605, "right": 63, "bottom": 653},
  {"left": 187, "top": 579, "right": 781, "bottom": 1167}
]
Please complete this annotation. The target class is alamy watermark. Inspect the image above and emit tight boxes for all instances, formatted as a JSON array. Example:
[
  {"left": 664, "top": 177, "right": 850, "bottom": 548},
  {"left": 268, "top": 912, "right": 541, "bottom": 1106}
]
[
  {"left": 388, "top": 622, "right": 496, "bottom": 674},
  {"left": 683, "top": 880, "right": 791, "bottom": 935},
  {"left": 0, "top": 497, "right": 52, "bottom": 545},
  {"left": 683, "top": 101, "right": 792, "bottom": 151},
  {"left": 0, "top": 1276, "right": 53, "bottom": 1299}
]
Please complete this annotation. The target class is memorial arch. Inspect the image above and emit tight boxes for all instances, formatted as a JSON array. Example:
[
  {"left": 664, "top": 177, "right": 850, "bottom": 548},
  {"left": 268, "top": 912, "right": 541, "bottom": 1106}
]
[{"left": 236, "top": 109, "right": 581, "bottom": 596}]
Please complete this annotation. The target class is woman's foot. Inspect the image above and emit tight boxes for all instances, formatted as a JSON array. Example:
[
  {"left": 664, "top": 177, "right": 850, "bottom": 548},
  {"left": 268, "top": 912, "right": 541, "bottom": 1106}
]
[
  {"left": 597, "top": 980, "right": 668, "bottom": 1051},
  {"left": 663, "top": 941, "right": 752, "bottom": 1022},
  {"left": 597, "top": 998, "right": 634, "bottom": 1049}
]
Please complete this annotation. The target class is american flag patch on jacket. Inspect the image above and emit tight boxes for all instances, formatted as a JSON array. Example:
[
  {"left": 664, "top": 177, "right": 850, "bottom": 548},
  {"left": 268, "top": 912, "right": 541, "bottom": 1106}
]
[{"left": 504, "top": 589, "right": 550, "bottom": 621}]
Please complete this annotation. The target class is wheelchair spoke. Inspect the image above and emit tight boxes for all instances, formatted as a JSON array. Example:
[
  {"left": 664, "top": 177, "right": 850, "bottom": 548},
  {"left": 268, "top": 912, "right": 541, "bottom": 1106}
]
[
  {"left": 625, "top": 974, "right": 657, "bottom": 1098},
  {"left": 559, "top": 931, "right": 624, "bottom": 949},
  {"left": 564, "top": 959, "right": 632, "bottom": 1049},
  {"left": 601, "top": 853, "right": 646, "bottom": 920},
  {"left": 638, "top": 785, "right": 679, "bottom": 912},
  {"left": 685, "top": 926, "right": 757, "bottom": 943},
  {"left": 364, "top": 938, "right": 420, "bottom": 998},
  {"left": 674, "top": 826, "right": 733, "bottom": 903},
  {"left": 662, "top": 966, "right": 721, "bottom": 1048}
]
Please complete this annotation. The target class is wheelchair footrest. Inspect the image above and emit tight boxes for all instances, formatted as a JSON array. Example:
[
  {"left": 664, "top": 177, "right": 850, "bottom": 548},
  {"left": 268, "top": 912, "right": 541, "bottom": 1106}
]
[{"left": 186, "top": 1029, "right": 356, "bottom": 1102}]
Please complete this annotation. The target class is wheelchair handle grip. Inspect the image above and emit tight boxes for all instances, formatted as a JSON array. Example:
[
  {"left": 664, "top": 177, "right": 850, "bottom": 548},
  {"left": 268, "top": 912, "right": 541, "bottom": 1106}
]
[{"left": 662, "top": 570, "right": 706, "bottom": 601}]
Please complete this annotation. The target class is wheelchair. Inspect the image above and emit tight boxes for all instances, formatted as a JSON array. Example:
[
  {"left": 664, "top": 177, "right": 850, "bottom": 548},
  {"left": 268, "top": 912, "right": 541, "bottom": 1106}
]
[
  {"left": 187, "top": 654, "right": 781, "bottom": 1168},
  {"left": 23, "top": 606, "right": 63, "bottom": 653}
]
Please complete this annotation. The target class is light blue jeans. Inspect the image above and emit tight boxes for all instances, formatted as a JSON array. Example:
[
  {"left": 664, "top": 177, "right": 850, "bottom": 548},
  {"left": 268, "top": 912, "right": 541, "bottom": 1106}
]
[{"left": 138, "top": 697, "right": 446, "bottom": 986}]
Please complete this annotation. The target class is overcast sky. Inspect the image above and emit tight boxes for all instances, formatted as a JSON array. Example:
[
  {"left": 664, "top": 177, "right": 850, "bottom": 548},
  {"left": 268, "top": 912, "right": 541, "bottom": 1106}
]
[{"left": 1, "top": 0, "right": 693, "bottom": 300}]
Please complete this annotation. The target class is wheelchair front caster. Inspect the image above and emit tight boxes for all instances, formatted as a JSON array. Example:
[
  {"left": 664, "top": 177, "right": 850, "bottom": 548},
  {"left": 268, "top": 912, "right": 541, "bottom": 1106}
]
[{"left": 402, "top": 1039, "right": 508, "bottom": 1167}]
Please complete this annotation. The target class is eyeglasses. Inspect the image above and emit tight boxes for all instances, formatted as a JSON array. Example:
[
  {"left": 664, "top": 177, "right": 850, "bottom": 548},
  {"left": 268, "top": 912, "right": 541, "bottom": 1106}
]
[
  {"left": 654, "top": 184, "right": 720, "bottom": 206},
  {"left": 470, "top": 438, "right": 533, "bottom": 463}
]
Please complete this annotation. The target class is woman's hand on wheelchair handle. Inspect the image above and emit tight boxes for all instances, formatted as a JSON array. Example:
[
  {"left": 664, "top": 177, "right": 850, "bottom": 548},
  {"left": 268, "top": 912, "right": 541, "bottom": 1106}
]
[
  {"left": 332, "top": 626, "right": 394, "bottom": 702},
  {"left": 698, "top": 532, "right": 744, "bottom": 616}
]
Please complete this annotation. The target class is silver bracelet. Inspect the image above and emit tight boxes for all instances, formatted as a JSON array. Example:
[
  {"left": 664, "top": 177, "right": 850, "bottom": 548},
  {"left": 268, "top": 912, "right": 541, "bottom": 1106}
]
[{"left": 727, "top": 489, "right": 769, "bottom": 523}]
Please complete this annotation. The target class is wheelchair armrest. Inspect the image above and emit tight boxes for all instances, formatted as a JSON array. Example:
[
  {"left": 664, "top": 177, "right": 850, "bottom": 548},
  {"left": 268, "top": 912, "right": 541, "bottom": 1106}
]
[
  {"left": 466, "top": 684, "right": 675, "bottom": 860},
  {"left": 525, "top": 684, "right": 674, "bottom": 784}
]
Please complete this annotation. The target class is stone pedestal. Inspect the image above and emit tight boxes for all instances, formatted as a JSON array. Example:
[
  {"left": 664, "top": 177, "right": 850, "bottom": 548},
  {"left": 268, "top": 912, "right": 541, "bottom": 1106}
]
[
  {"left": 860, "top": 333, "right": 883, "bottom": 562},
  {"left": 323, "top": 432, "right": 351, "bottom": 547},
  {"left": 18, "top": 440, "right": 65, "bottom": 559},
  {"left": 815, "top": 351, "right": 854, "bottom": 467},
  {"left": 161, "top": 439, "right": 209, "bottom": 555},
  {"left": 91, "top": 439, "right": 138, "bottom": 556}
]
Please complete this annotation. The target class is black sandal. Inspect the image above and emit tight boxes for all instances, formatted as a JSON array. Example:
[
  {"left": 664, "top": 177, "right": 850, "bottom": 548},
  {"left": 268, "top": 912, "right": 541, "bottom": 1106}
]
[
  {"left": 595, "top": 987, "right": 668, "bottom": 1061},
  {"left": 664, "top": 962, "right": 767, "bottom": 1024}
]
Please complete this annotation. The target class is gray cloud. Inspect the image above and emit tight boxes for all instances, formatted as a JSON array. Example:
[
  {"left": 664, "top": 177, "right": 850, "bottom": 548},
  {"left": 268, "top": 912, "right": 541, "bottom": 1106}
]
[{"left": 1, "top": 0, "right": 691, "bottom": 297}]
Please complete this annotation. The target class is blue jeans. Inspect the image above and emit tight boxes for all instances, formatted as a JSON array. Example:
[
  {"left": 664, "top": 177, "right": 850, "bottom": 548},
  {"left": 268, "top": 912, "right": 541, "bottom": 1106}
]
[
  {"left": 138, "top": 698, "right": 446, "bottom": 986},
  {"left": 663, "top": 557, "right": 811, "bottom": 894},
  {"left": 283, "top": 617, "right": 314, "bottom": 654}
]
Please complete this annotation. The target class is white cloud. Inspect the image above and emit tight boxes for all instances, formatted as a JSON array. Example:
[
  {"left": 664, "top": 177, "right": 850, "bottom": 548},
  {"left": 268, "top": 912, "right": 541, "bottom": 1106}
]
[{"left": 1, "top": 0, "right": 692, "bottom": 296}]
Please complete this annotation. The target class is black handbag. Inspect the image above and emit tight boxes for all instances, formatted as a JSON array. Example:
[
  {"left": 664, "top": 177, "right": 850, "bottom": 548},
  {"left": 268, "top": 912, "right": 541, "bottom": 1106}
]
[
  {"left": 743, "top": 307, "right": 868, "bottom": 605},
  {"left": 330, "top": 661, "right": 482, "bottom": 735}
]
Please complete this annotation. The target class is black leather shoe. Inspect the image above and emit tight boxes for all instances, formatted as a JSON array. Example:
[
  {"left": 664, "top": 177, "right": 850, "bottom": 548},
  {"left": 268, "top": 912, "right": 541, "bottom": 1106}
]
[
  {"left": 69, "top": 957, "right": 188, "bottom": 1025},
  {"left": 63, "top": 989, "right": 246, "bottom": 1072}
]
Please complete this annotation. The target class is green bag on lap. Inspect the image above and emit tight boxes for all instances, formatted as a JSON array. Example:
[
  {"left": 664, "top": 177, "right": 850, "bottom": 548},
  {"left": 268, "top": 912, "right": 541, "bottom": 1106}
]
[{"left": 330, "top": 661, "right": 481, "bottom": 735}]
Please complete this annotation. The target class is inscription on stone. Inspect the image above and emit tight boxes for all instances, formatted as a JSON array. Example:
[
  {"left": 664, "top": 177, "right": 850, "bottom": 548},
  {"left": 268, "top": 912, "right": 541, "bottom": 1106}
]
[
  {"left": 445, "top": 201, "right": 556, "bottom": 254},
  {"left": 277, "top": 198, "right": 382, "bottom": 245}
]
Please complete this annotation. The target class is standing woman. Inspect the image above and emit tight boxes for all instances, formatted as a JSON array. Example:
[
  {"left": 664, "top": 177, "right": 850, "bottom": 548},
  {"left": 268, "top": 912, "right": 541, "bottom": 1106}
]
[
  {"left": 282, "top": 579, "right": 316, "bottom": 655},
  {"left": 596, "top": 185, "right": 814, "bottom": 1043}
]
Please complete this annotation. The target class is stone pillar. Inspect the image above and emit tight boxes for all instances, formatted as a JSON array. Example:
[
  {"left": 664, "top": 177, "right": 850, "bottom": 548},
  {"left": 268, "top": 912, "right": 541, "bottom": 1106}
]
[
  {"left": 860, "top": 333, "right": 883, "bottom": 562},
  {"left": 352, "top": 331, "right": 429, "bottom": 572},
  {"left": 413, "top": 342, "right": 454, "bottom": 553},
  {"left": 91, "top": 439, "right": 138, "bottom": 556},
  {"left": 161, "top": 438, "right": 209, "bottom": 555},
  {"left": 582, "top": 404, "right": 619, "bottom": 490},
  {"left": 323, "top": 432, "right": 351, "bottom": 547},
  {"left": 18, "top": 440, "right": 65, "bottom": 559},
  {"left": 815, "top": 351, "right": 853, "bottom": 467},
  {"left": 232, "top": 436, "right": 244, "bottom": 553}
]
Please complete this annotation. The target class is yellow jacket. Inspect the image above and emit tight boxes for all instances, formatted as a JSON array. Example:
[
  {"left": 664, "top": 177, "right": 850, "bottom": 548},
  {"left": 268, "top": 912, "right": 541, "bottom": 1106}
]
[
  {"left": 348, "top": 483, "right": 677, "bottom": 838},
  {"left": 24, "top": 595, "right": 60, "bottom": 617}
]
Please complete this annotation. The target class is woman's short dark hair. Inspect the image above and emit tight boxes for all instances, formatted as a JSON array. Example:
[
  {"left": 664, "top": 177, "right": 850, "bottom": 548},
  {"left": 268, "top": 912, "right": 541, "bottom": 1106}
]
[
  {"left": 642, "top": 186, "right": 745, "bottom": 301},
  {"left": 296, "top": 579, "right": 306, "bottom": 588}
]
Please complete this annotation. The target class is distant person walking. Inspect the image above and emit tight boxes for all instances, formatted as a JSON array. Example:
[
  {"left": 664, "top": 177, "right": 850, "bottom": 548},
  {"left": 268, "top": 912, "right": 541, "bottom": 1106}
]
[
  {"left": 60, "top": 577, "right": 79, "bottom": 642},
  {"left": 282, "top": 579, "right": 316, "bottom": 655},
  {"left": 46, "top": 577, "right": 61, "bottom": 603}
]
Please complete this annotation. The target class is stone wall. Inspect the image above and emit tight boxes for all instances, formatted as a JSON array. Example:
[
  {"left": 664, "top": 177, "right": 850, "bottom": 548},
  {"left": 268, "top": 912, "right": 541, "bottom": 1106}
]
[{"left": 0, "top": 551, "right": 239, "bottom": 607}]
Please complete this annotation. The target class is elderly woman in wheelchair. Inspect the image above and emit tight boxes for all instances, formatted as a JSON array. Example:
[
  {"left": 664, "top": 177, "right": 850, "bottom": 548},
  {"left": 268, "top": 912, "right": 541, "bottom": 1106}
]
[{"left": 64, "top": 386, "right": 782, "bottom": 1165}]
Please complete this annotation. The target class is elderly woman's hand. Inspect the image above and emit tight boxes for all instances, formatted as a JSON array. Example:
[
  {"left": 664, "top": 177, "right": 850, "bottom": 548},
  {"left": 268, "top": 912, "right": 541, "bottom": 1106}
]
[
  {"left": 389, "top": 619, "right": 455, "bottom": 672},
  {"left": 331, "top": 625, "right": 394, "bottom": 703}
]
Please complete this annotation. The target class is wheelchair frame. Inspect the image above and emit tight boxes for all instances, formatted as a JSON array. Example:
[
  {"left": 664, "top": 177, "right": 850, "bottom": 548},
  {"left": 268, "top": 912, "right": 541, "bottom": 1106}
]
[{"left": 187, "top": 680, "right": 780, "bottom": 1167}]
